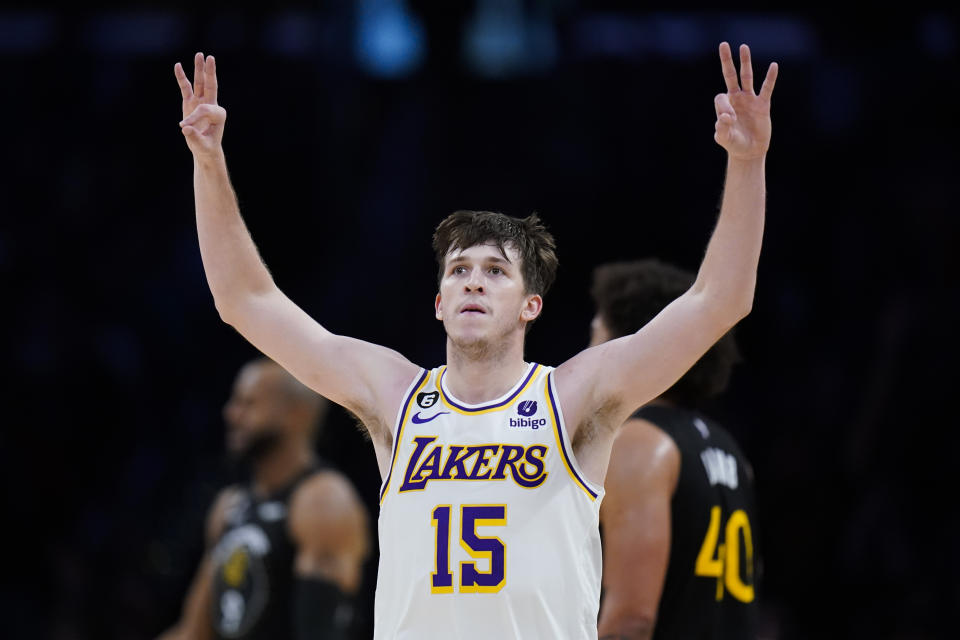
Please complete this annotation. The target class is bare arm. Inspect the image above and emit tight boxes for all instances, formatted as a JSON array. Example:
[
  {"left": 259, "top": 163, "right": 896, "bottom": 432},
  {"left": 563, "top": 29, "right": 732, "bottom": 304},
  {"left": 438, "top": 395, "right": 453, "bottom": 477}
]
[
  {"left": 598, "top": 419, "right": 680, "bottom": 640},
  {"left": 288, "top": 471, "right": 371, "bottom": 595},
  {"left": 557, "top": 42, "right": 778, "bottom": 437},
  {"left": 156, "top": 488, "right": 240, "bottom": 640},
  {"left": 174, "top": 54, "right": 418, "bottom": 443}
]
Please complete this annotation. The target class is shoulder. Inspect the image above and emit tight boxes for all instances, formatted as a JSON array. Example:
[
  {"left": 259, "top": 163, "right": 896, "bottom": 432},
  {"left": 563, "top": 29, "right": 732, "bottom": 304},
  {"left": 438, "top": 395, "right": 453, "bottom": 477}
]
[
  {"left": 621, "top": 416, "right": 676, "bottom": 442},
  {"left": 205, "top": 484, "right": 244, "bottom": 546},
  {"left": 288, "top": 470, "right": 367, "bottom": 547},
  {"left": 605, "top": 418, "right": 681, "bottom": 500}
]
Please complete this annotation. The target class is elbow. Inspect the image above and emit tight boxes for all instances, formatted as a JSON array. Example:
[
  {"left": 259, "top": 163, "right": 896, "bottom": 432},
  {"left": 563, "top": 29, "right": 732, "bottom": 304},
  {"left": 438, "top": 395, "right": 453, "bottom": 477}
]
[
  {"left": 717, "top": 300, "right": 752, "bottom": 331},
  {"left": 694, "top": 287, "right": 754, "bottom": 329},
  {"left": 734, "top": 293, "right": 754, "bottom": 321},
  {"left": 692, "top": 274, "right": 755, "bottom": 325},
  {"left": 211, "top": 283, "right": 277, "bottom": 327},
  {"left": 212, "top": 296, "right": 241, "bottom": 327}
]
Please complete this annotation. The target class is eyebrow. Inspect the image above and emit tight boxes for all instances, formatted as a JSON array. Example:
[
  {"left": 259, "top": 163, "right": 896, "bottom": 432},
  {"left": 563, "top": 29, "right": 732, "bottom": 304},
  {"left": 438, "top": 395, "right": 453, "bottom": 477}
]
[{"left": 447, "top": 254, "right": 513, "bottom": 266}]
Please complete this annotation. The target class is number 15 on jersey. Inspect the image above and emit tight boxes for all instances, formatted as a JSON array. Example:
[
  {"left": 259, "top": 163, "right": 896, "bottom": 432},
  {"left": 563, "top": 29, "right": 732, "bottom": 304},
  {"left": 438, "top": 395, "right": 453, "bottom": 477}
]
[{"left": 431, "top": 504, "right": 507, "bottom": 594}]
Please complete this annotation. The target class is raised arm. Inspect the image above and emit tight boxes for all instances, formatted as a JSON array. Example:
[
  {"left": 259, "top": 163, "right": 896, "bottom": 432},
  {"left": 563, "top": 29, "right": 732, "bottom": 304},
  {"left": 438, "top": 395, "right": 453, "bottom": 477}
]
[
  {"left": 174, "top": 54, "right": 418, "bottom": 445},
  {"left": 557, "top": 43, "right": 778, "bottom": 441}
]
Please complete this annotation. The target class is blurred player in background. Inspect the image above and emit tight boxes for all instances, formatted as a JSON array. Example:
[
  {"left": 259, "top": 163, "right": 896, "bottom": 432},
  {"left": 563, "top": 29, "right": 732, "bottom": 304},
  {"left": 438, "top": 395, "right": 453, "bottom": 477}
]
[
  {"left": 592, "top": 260, "right": 760, "bottom": 639},
  {"left": 158, "top": 358, "right": 370, "bottom": 640},
  {"left": 173, "top": 41, "right": 776, "bottom": 638}
]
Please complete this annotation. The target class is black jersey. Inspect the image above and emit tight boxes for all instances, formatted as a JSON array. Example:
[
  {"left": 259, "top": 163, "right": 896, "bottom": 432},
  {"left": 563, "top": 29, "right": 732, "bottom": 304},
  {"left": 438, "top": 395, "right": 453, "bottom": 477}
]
[
  {"left": 635, "top": 405, "right": 760, "bottom": 640},
  {"left": 210, "top": 462, "right": 325, "bottom": 640}
]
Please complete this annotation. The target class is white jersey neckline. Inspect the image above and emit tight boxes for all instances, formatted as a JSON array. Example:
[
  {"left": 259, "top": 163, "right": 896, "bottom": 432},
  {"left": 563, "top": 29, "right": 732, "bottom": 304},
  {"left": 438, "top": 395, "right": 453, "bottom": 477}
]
[{"left": 438, "top": 361, "right": 537, "bottom": 411}]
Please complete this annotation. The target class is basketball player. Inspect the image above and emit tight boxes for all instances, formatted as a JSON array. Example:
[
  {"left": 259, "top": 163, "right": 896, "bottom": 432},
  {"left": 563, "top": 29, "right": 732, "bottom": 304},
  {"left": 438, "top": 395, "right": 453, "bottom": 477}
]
[
  {"left": 591, "top": 260, "right": 760, "bottom": 639},
  {"left": 172, "top": 42, "right": 777, "bottom": 638},
  {"left": 158, "top": 358, "right": 370, "bottom": 640}
]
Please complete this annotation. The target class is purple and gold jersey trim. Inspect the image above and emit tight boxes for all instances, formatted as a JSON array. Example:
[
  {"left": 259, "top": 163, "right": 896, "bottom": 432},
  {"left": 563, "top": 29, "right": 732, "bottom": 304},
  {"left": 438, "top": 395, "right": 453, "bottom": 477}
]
[
  {"left": 438, "top": 363, "right": 542, "bottom": 414},
  {"left": 379, "top": 369, "right": 431, "bottom": 504},
  {"left": 545, "top": 372, "right": 600, "bottom": 501}
]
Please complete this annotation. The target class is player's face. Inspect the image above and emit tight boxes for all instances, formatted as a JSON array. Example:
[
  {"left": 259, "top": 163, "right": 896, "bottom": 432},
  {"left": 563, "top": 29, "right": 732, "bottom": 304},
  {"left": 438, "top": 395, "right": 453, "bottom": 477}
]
[
  {"left": 589, "top": 314, "right": 612, "bottom": 347},
  {"left": 223, "top": 364, "right": 287, "bottom": 458},
  {"left": 435, "top": 242, "right": 542, "bottom": 349}
]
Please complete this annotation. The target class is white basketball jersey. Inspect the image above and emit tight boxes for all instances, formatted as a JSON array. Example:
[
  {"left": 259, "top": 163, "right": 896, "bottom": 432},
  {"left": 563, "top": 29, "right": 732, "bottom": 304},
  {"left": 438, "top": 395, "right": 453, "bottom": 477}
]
[{"left": 374, "top": 362, "right": 604, "bottom": 639}]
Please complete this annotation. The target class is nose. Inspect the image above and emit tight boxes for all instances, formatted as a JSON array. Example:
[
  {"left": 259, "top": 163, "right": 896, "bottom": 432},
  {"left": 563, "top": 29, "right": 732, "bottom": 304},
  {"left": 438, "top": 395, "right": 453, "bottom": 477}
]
[{"left": 464, "top": 268, "right": 484, "bottom": 293}]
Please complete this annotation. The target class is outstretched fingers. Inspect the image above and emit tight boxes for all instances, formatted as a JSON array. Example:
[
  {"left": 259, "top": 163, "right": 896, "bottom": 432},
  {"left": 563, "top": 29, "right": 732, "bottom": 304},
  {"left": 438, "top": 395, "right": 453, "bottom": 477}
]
[
  {"left": 205, "top": 55, "right": 218, "bottom": 104},
  {"left": 174, "top": 62, "right": 193, "bottom": 101},
  {"left": 718, "top": 42, "right": 740, "bottom": 93},
  {"left": 739, "top": 44, "right": 754, "bottom": 94},
  {"left": 759, "top": 62, "right": 779, "bottom": 101},
  {"left": 193, "top": 52, "right": 205, "bottom": 100}
]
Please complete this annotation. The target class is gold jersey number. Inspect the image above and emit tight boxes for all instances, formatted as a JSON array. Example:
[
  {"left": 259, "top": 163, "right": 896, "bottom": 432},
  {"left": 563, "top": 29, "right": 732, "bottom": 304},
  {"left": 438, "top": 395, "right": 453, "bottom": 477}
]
[{"left": 694, "top": 506, "right": 755, "bottom": 602}]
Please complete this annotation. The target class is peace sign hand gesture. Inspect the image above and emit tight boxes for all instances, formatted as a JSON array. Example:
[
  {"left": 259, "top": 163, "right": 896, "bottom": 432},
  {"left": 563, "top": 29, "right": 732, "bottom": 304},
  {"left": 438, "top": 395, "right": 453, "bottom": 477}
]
[
  {"left": 714, "top": 42, "right": 778, "bottom": 160},
  {"left": 174, "top": 52, "right": 226, "bottom": 157}
]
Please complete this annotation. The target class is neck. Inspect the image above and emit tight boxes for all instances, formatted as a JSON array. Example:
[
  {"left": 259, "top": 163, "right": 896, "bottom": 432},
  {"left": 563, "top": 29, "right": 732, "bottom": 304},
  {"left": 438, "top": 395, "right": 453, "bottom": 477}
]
[
  {"left": 444, "top": 332, "right": 529, "bottom": 405},
  {"left": 251, "top": 438, "right": 314, "bottom": 497}
]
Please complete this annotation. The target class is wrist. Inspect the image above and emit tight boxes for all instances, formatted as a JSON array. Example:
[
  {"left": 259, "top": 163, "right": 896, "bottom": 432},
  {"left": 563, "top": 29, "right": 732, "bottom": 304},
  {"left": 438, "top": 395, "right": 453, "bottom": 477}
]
[
  {"left": 193, "top": 147, "right": 227, "bottom": 170},
  {"left": 726, "top": 153, "right": 766, "bottom": 169}
]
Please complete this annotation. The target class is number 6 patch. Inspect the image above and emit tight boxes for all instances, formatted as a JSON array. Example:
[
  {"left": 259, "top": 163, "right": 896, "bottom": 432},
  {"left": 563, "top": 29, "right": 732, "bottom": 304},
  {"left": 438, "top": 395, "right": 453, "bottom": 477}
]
[{"left": 417, "top": 391, "right": 439, "bottom": 408}]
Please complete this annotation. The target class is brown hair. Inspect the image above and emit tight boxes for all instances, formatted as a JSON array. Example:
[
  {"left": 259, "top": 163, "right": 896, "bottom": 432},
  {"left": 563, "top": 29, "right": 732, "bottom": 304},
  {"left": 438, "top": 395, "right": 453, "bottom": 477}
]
[{"left": 432, "top": 210, "right": 558, "bottom": 296}]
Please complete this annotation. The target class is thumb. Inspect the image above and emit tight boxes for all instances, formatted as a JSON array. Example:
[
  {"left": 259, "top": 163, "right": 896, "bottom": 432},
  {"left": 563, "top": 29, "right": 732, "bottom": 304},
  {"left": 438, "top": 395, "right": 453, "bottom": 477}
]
[
  {"left": 714, "top": 93, "right": 737, "bottom": 120},
  {"left": 714, "top": 113, "right": 733, "bottom": 144}
]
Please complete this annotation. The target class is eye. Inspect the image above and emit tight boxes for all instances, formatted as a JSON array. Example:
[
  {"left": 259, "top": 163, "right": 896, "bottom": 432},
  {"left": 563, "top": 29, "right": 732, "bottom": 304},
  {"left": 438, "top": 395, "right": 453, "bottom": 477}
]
[
  {"left": 452, "top": 265, "right": 467, "bottom": 275},
  {"left": 489, "top": 266, "right": 503, "bottom": 275}
]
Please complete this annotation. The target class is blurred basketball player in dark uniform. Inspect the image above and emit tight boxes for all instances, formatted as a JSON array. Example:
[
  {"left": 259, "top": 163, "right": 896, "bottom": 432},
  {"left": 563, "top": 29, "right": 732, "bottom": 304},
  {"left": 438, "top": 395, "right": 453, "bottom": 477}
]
[
  {"left": 158, "top": 358, "right": 370, "bottom": 640},
  {"left": 592, "top": 260, "right": 760, "bottom": 640}
]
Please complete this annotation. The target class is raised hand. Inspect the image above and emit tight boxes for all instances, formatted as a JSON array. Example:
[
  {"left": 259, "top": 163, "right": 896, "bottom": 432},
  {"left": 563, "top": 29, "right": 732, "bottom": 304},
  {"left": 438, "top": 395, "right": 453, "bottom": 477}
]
[
  {"left": 174, "top": 52, "right": 226, "bottom": 157},
  {"left": 714, "top": 42, "right": 778, "bottom": 160}
]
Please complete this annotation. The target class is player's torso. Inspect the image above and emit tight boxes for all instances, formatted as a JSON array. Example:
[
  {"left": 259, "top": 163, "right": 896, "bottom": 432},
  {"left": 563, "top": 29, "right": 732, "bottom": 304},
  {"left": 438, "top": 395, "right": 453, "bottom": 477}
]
[
  {"left": 375, "top": 363, "right": 604, "bottom": 640},
  {"left": 209, "top": 469, "right": 316, "bottom": 640},
  {"left": 638, "top": 406, "right": 760, "bottom": 640}
]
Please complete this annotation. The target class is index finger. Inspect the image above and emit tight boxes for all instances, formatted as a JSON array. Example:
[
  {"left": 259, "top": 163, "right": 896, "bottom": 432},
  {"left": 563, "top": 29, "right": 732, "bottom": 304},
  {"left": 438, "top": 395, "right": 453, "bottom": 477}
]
[
  {"left": 718, "top": 42, "right": 740, "bottom": 93},
  {"left": 174, "top": 62, "right": 193, "bottom": 101},
  {"left": 205, "top": 55, "right": 218, "bottom": 104}
]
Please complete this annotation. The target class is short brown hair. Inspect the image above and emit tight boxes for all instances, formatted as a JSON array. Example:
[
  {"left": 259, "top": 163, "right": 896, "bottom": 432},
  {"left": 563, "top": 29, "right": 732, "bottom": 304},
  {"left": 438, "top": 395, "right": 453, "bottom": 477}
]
[
  {"left": 591, "top": 259, "right": 741, "bottom": 406},
  {"left": 432, "top": 210, "right": 558, "bottom": 296}
]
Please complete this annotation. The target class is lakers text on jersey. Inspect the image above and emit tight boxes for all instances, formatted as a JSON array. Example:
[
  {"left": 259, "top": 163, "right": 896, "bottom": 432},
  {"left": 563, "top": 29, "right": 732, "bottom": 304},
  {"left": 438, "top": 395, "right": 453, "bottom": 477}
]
[{"left": 375, "top": 363, "right": 604, "bottom": 640}]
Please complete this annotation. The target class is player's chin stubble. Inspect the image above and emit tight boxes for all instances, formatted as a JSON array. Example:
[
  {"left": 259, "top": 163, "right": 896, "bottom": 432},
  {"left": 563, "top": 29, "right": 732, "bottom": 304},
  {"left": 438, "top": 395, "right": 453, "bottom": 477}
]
[{"left": 448, "top": 323, "right": 515, "bottom": 363}]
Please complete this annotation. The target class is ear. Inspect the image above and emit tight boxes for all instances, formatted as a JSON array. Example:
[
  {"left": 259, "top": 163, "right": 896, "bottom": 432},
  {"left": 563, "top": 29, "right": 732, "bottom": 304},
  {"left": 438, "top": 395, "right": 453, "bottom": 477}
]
[
  {"left": 520, "top": 294, "right": 543, "bottom": 323},
  {"left": 435, "top": 292, "right": 443, "bottom": 321}
]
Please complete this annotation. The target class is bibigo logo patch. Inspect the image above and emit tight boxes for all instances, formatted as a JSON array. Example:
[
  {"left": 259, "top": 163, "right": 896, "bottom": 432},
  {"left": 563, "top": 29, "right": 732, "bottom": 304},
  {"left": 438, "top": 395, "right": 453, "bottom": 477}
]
[{"left": 510, "top": 400, "right": 546, "bottom": 429}]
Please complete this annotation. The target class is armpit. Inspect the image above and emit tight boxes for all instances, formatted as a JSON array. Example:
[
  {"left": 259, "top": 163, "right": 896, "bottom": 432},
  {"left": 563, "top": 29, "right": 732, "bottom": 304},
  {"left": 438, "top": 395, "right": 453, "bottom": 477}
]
[
  {"left": 572, "top": 398, "right": 623, "bottom": 453},
  {"left": 345, "top": 408, "right": 390, "bottom": 447}
]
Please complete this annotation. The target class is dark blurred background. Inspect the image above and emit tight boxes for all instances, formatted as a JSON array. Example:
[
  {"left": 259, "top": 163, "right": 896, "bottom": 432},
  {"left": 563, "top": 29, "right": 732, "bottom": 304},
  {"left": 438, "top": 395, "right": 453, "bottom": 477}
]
[{"left": 1, "top": 3, "right": 958, "bottom": 639}]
